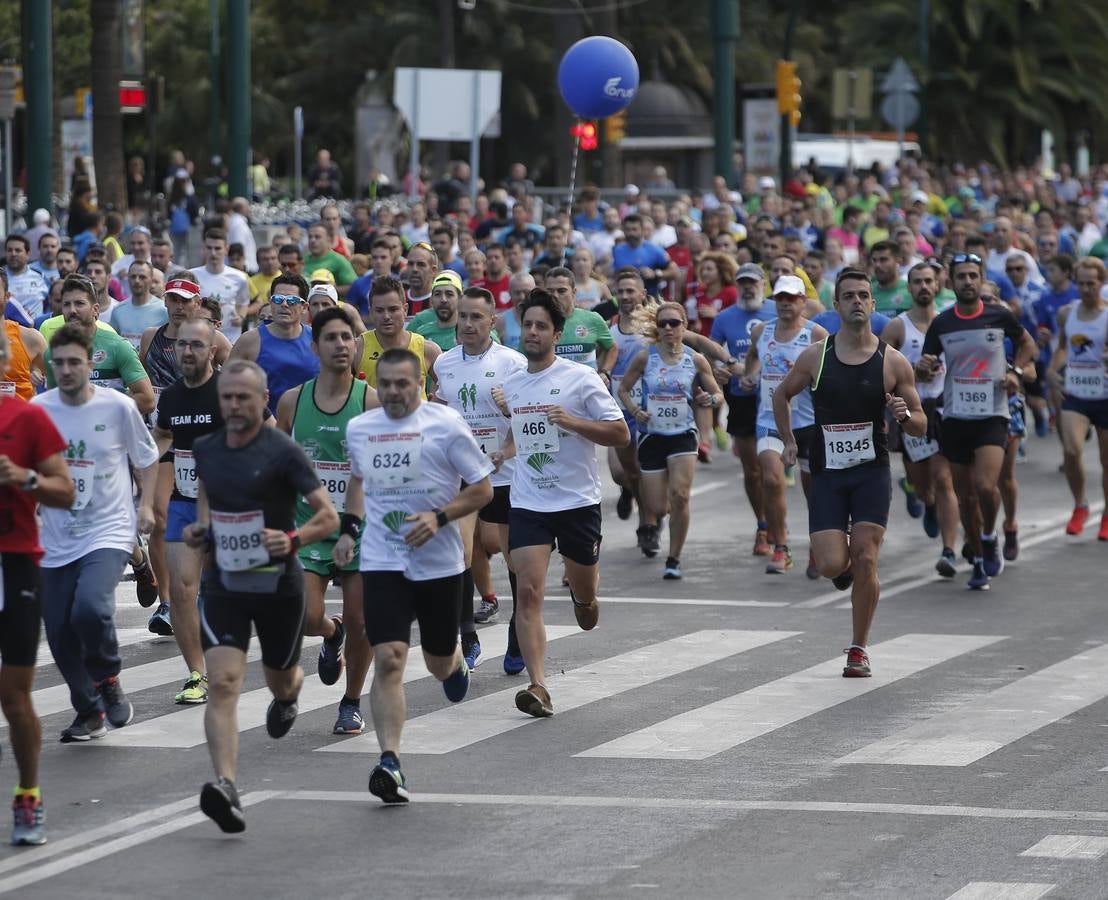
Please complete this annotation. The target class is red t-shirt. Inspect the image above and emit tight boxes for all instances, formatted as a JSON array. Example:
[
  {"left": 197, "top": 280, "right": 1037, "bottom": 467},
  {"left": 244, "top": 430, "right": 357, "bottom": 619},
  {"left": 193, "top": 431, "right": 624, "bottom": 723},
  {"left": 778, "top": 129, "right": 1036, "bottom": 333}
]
[
  {"left": 474, "top": 274, "right": 512, "bottom": 311},
  {"left": 690, "top": 283, "right": 738, "bottom": 335},
  {"left": 0, "top": 399, "right": 67, "bottom": 559}
]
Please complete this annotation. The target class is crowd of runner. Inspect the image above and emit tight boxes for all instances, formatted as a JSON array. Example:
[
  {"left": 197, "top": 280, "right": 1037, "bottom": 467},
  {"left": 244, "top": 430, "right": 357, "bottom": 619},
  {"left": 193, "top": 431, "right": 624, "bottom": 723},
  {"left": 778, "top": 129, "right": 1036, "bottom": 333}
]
[{"left": 3, "top": 155, "right": 1108, "bottom": 840}]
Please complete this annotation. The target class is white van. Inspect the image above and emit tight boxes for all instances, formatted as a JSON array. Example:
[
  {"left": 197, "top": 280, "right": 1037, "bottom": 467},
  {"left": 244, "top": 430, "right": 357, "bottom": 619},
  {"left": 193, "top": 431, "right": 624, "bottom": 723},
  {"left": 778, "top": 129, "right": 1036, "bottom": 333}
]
[{"left": 792, "top": 136, "right": 920, "bottom": 172}]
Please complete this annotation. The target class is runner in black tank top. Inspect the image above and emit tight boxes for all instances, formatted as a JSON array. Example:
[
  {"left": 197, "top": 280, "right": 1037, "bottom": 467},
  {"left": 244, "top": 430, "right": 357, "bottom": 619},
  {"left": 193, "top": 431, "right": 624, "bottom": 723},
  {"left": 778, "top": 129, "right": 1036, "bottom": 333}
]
[
  {"left": 770, "top": 269, "right": 926, "bottom": 678},
  {"left": 146, "top": 323, "right": 179, "bottom": 389}
]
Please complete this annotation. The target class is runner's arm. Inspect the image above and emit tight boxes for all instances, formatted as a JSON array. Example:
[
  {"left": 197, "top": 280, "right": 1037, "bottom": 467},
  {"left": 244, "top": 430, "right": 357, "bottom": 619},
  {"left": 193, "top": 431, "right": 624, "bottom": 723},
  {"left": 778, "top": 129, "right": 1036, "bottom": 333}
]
[
  {"left": 742, "top": 322, "right": 765, "bottom": 389},
  {"left": 151, "top": 424, "right": 173, "bottom": 457},
  {"left": 773, "top": 343, "right": 820, "bottom": 463},
  {"left": 404, "top": 477, "right": 494, "bottom": 549},
  {"left": 880, "top": 316, "right": 905, "bottom": 351},
  {"left": 228, "top": 329, "right": 260, "bottom": 361},
  {"left": 546, "top": 406, "right": 629, "bottom": 447},
  {"left": 682, "top": 330, "right": 730, "bottom": 364},
  {"left": 887, "top": 349, "right": 927, "bottom": 438},
  {"left": 126, "top": 376, "right": 157, "bottom": 416},
  {"left": 213, "top": 332, "right": 233, "bottom": 367},
  {"left": 275, "top": 385, "right": 299, "bottom": 434},
  {"left": 183, "top": 483, "right": 210, "bottom": 548},
  {"left": 332, "top": 475, "right": 364, "bottom": 567},
  {"left": 0, "top": 450, "right": 75, "bottom": 509},
  {"left": 291, "top": 486, "right": 340, "bottom": 549},
  {"left": 693, "top": 352, "right": 725, "bottom": 408},
  {"left": 617, "top": 349, "right": 648, "bottom": 415},
  {"left": 1048, "top": 307, "right": 1069, "bottom": 382}
]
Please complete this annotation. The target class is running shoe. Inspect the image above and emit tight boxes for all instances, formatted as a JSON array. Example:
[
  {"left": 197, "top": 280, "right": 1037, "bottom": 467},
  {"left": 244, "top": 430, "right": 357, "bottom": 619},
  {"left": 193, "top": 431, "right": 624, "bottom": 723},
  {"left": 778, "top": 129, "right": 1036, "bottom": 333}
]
[
  {"left": 639, "top": 524, "right": 660, "bottom": 558},
  {"left": 922, "top": 504, "right": 939, "bottom": 539},
  {"left": 442, "top": 659, "right": 470, "bottom": 702},
  {"left": 265, "top": 697, "right": 298, "bottom": 739},
  {"left": 981, "top": 535, "right": 1004, "bottom": 577},
  {"left": 369, "top": 757, "right": 410, "bottom": 804},
  {"left": 132, "top": 543, "right": 160, "bottom": 608},
  {"left": 462, "top": 632, "right": 483, "bottom": 670},
  {"left": 11, "top": 793, "right": 45, "bottom": 846},
  {"left": 968, "top": 560, "right": 990, "bottom": 591},
  {"left": 831, "top": 563, "right": 853, "bottom": 591},
  {"left": 59, "top": 711, "right": 107, "bottom": 743},
  {"left": 960, "top": 542, "right": 974, "bottom": 565},
  {"left": 504, "top": 619, "right": 525, "bottom": 675},
  {"left": 765, "top": 545, "right": 792, "bottom": 575},
  {"left": 616, "top": 487, "right": 633, "bottom": 520},
  {"left": 898, "top": 477, "right": 924, "bottom": 518},
  {"left": 1003, "top": 528, "right": 1019, "bottom": 561},
  {"left": 174, "top": 671, "right": 208, "bottom": 705},
  {"left": 697, "top": 442, "right": 711, "bottom": 463},
  {"left": 97, "top": 676, "right": 134, "bottom": 728},
  {"left": 317, "top": 616, "right": 346, "bottom": 686},
  {"left": 663, "top": 557, "right": 682, "bottom": 580},
  {"left": 935, "top": 548, "right": 957, "bottom": 578},
  {"left": 752, "top": 528, "right": 772, "bottom": 556},
  {"left": 474, "top": 595, "right": 499, "bottom": 624},
  {"left": 842, "top": 646, "right": 871, "bottom": 678},
  {"left": 570, "top": 586, "right": 599, "bottom": 630},
  {"left": 200, "top": 778, "right": 246, "bottom": 833},
  {"left": 1066, "top": 505, "right": 1090, "bottom": 535},
  {"left": 148, "top": 601, "right": 173, "bottom": 636},
  {"left": 713, "top": 425, "right": 729, "bottom": 451},
  {"left": 1033, "top": 409, "right": 1049, "bottom": 438},
  {"left": 515, "top": 683, "right": 553, "bottom": 718},
  {"left": 805, "top": 550, "right": 820, "bottom": 580},
  {"left": 1100, "top": 514, "right": 1108, "bottom": 542},
  {"left": 333, "top": 700, "right": 365, "bottom": 735}
]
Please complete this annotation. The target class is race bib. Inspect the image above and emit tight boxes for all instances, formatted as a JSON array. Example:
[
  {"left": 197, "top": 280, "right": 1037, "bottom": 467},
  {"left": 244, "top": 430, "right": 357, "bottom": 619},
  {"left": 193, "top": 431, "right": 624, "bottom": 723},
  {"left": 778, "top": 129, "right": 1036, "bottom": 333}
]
[
  {"left": 470, "top": 425, "right": 500, "bottom": 455},
  {"left": 173, "top": 449, "right": 198, "bottom": 499},
  {"left": 1066, "top": 362, "right": 1107, "bottom": 400},
  {"left": 314, "top": 459, "right": 350, "bottom": 512},
  {"left": 903, "top": 432, "right": 939, "bottom": 463},
  {"left": 365, "top": 434, "right": 422, "bottom": 488},
  {"left": 211, "top": 510, "right": 268, "bottom": 572},
  {"left": 760, "top": 372, "right": 785, "bottom": 410},
  {"left": 0, "top": 381, "right": 16, "bottom": 398},
  {"left": 822, "top": 422, "right": 876, "bottom": 470},
  {"left": 67, "top": 458, "right": 96, "bottom": 510},
  {"left": 647, "top": 392, "right": 686, "bottom": 435},
  {"left": 148, "top": 385, "right": 163, "bottom": 428},
  {"left": 950, "top": 377, "right": 994, "bottom": 417},
  {"left": 611, "top": 375, "right": 642, "bottom": 412},
  {"left": 512, "top": 409, "right": 559, "bottom": 454}
]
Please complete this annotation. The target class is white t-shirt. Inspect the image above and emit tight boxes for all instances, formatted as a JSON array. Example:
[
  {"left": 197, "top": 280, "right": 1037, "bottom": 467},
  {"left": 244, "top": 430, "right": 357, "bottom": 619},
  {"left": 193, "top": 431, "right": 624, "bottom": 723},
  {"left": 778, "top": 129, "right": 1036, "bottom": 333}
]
[
  {"left": 349, "top": 402, "right": 493, "bottom": 581},
  {"left": 433, "top": 341, "right": 527, "bottom": 488},
  {"left": 502, "top": 356, "right": 623, "bottom": 512},
  {"left": 33, "top": 386, "right": 160, "bottom": 568},
  {"left": 189, "top": 265, "right": 251, "bottom": 342}
]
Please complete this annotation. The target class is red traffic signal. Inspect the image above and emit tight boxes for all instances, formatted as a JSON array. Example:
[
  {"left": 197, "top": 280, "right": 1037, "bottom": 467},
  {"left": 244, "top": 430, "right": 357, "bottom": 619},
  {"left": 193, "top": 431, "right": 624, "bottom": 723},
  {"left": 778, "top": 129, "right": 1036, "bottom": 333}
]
[{"left": 570, "top": 120, "right": 599, "bottom": 151}]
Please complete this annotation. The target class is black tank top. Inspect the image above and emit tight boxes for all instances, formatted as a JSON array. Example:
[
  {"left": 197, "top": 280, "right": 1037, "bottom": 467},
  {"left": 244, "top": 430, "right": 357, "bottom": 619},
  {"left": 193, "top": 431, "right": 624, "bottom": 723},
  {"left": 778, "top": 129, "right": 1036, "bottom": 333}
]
[
  {"left": 810, "top": 334, "right": 889, "bottom": 474},
  {"left": 146, "top": 324, "right": 179, "bottom": 389}
]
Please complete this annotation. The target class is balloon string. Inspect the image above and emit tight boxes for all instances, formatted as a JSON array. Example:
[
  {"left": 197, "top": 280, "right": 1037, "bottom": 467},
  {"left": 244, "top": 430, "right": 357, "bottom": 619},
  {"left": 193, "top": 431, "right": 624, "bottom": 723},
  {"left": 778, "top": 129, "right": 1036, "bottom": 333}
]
[{"left": 567, "top": 122, "right": 581, "bottom": 210}]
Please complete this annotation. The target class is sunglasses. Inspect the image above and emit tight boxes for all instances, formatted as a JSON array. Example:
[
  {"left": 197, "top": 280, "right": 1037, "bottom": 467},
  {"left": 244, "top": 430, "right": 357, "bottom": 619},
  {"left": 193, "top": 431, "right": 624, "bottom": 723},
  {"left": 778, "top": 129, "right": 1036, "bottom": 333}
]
[
  {"left": 174, "top": 340, "right": 210, "bottom": 351},
  {"left": 657, "top": 318, "right": 683, "bottom": 329},
  {"left": 271, "top": 295, "right": 304, "bottom": 305},
  {"left": 951, "top": 253, "right": 983, "bottom": 265}
]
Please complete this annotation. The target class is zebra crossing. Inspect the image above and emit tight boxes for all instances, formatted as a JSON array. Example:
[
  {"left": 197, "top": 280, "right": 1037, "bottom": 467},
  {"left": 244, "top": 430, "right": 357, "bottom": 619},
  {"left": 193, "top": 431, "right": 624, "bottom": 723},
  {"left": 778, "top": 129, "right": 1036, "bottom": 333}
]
[{"left": 18, "top": 621, "right": 1108, "bottom": 774}]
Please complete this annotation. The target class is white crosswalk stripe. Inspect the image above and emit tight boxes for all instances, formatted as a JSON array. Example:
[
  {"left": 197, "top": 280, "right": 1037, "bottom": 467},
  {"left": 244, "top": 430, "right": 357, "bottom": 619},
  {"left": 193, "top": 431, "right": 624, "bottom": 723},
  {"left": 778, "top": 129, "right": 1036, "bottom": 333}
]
[
  {"left": 319, "top": 629, "right": 797, "bottom": 756},
  {"left": 1020, "top": 835, "right": 1108, "bottom": 860},
  {"left": 837, "top": 642, "right": 1108, "bottom": 767},
  {"left": 577, "top": 633, "right": 1003, "bottom": 761},
  {"left": 944, "top": 883, "right": 1054, "bottom": 900},
  {"left": 97, "top": 625, "right": 578, "bottom": 749}
]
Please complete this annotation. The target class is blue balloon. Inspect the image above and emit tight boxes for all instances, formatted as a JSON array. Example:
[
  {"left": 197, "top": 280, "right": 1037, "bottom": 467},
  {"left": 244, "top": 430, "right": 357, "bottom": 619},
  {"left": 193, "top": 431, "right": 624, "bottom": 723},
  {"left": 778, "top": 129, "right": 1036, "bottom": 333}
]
[{"left": 557, "top": 36, "right": 639, "bottom": 120}]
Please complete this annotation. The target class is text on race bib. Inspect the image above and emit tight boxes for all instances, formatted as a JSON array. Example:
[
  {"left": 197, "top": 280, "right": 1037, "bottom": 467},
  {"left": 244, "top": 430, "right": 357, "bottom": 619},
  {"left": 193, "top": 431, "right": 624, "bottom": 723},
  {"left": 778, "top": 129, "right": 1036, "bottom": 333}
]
[
  {"left": 314, "top": 459, "right": 350, "bottom": 512},
  {"left": 470, "top": 425, "right": 499, "bottom": 455},
  {"left": 173, "top": 449, "right": 198, "bottom": 499},
  {"left": 512, "top": 407, "right": 559, "bottom": 454},
  {"left": 760, "top": 372, "right": 785, "bottom": 410},
  {"left": 902, "top": 432, "right": 939, "bottom": 463},
  {"left": 646, "top": 392, "right": 686, "bottom": 434},
  {"left": 67, "top": 458, "right": 96, "bottom": 511},
  {"left": 365, "top": 432, "right": 422, "bottom": 488},
  {"left": 951, "top": 377, "right": 994, "bottom": 417},
  {"left": 822, "top": 422, "right": 876, "bottom": 470},
  {"left": 1066, "top": 362, "right": 1107, "bottom": 400},
  {"left": 211, "top": 509, "right": 268, "bottom": 572},
  {"left": 610, "top": 375, "right": 642, "bottom": 411},
  {"left": 0, "top": 381, "right": 16, "bottom": 398}
]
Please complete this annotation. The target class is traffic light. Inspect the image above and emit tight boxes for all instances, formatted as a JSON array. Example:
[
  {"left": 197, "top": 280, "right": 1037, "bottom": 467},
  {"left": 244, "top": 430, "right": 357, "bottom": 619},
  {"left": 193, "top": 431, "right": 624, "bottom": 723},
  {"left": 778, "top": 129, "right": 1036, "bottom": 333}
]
[
  {"left": 571, "top": 121, "right": 599, "bottom": 151},
  {"left": 605, "top": 110, "right": 627, "bottom": 144},
  {"left": 776, "top": 59, "right": 802, "bottom": 126}
]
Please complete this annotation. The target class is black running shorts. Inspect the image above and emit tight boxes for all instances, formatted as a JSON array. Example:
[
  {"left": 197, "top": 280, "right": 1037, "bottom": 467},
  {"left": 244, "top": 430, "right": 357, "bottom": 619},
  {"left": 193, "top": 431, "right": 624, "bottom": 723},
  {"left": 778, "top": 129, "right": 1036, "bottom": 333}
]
[
  {"left": 200, "top": 567, "right": 307, "bottom": 670},
  {"left": 508, "top": 504, "right": 603, "bottom": 566},
  {"left": 362, "top": 570, "right": 463, "bottom": 658},
  {"left": 0, "top": 554, "right": 42, "bottom": 668},
  {"left": 938, "top": 415, "right": 1008, "bottom": 466},
  {"left": 809, "top": 465, "right": 892, "bottom": 533}
]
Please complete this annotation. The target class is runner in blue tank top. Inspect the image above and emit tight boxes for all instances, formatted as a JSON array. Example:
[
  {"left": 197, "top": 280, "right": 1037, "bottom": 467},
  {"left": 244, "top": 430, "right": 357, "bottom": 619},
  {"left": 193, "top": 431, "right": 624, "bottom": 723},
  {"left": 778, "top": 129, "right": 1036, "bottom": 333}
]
[{"left": 229, "top": 272, "right": 320, "bottom": 413}]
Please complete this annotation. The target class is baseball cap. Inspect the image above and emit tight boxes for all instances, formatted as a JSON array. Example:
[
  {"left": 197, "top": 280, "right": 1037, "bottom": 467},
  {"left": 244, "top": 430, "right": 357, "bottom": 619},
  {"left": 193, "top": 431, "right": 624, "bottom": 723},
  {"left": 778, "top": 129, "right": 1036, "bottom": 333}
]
[
  {"left": 911, "top": 189, "right": 929, "bottom": 205},
  {"left": 432, "top": 270, "right": 463, "bottom": 293},
  {"left": 308, "top": 282, "right": 338, "bottom": 303},
  {"left": 758, "top": 176, "right": 776, "bottom": 191},
  {"left": 32, "top": 208, "right": 50, "bottom": 225},
  {"left": 309, "top": 268, "right": 336, "bottom": 285},
  {"left": 736, "top": 262, "right": 765, "bottom": 282},
  {"left": 772, "top": 275, "right": 805, "bottom": 297},
  {"left": 165, "top": 278, "right": 201, "bottom": 300},
  {"left": 624, "top": 183, "right": 640, "bottom": 196}
]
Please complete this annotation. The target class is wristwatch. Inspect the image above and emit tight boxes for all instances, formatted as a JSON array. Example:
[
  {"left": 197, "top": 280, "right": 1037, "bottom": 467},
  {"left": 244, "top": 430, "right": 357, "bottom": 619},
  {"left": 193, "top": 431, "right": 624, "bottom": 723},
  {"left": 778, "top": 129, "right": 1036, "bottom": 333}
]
[
  {"left": 1008, "top": 365, "right": 1024, "bottom": 378},
  {"left": 21, "top": 470, "right": 38, "bottom": 492},
  {"left": 285, "top": 530, "right": 301, "bottom": 553},
  {"left": 896, "top": 409, "right": 912, "bottom": 424},
  {"left": 433, "top": 508, "right": 449, "bottom": 529}
]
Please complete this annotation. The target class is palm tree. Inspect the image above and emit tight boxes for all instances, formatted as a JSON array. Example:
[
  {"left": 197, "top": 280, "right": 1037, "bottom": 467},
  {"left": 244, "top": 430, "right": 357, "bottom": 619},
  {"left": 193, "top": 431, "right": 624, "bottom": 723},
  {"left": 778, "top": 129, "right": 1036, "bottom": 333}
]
[{"left": 91, "top": 0, "right": 126, "bottom": 210}]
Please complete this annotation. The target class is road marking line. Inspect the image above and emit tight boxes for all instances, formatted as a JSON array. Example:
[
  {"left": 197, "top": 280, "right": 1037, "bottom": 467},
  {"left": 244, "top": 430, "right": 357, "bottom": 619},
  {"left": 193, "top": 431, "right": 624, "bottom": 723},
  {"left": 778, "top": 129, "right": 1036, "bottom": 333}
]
[
  {"left": 837, "top": 641, "right": 1108, "bottom": 767},
  {"left": 97, "top": 625, "right": 578, "bottom": 749},
  {"left": 1019, "top": 834, "right": 1108, "bottom": 860},
  {"left": 577, "top": 633, "right": 1001, "bottom": 760},
  {"left": 0, "top": 791, "right": 280, "bottom": 895},
  {"left": 546, "top": 595, "right": 788, "bottom": 609},
  {"left": 688, "top": 478, "right": 729, "bottom": 498},
  {"left": 797, "top": 503, "right": 1104, "bottom": 609},
  {"left": 944, "top": 883, "right": 1054, "bottom": 900},
  {"left": 319, "top": 629, "right": 796, "bottom": 756}
]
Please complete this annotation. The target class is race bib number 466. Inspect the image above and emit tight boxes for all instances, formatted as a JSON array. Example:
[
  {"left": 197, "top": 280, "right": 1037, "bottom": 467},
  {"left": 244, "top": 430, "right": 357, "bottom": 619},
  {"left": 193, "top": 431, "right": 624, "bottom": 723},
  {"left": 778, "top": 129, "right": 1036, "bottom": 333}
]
[{"left": 512, "top": 408, "right": 559, "bottom": 455}]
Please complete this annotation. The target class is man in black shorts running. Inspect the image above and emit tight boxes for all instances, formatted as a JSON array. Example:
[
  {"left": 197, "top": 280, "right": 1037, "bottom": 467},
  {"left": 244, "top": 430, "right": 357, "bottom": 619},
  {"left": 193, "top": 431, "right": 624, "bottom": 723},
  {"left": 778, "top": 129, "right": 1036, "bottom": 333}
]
[
  {"left": 774, "top": 269, "right": 926, "bottom": 677},
  {"left": 184, "top": 360, "right": 339, "bottom": 832}
]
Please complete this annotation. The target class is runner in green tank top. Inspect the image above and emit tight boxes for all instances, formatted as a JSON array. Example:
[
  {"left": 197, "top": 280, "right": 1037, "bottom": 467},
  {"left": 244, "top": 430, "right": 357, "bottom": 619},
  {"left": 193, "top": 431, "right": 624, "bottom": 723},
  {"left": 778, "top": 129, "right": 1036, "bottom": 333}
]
[{"left": 276, "top": 307, "right": 379, "bottom": 735}]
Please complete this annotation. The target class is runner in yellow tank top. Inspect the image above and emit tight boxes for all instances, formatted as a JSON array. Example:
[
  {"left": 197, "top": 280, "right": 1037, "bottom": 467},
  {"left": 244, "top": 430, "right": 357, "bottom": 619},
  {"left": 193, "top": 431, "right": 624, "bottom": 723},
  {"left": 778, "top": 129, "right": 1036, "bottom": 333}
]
[{"left": 355, "top": 275, "right": 440, "bottom": 397}]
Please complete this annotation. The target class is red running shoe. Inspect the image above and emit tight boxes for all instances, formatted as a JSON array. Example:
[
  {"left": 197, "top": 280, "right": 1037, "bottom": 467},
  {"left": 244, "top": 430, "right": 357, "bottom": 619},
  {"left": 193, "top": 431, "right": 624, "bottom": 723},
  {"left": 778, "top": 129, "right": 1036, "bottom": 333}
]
[
  {"left": 1099, "top": 514, "right": 1108, "bottom": 542},
  {"left": 842, "top": 646, "right": 871, "bottom": 678},
  {"left": 1066, "top": 505, "right": 1090, "bottom": 535}
]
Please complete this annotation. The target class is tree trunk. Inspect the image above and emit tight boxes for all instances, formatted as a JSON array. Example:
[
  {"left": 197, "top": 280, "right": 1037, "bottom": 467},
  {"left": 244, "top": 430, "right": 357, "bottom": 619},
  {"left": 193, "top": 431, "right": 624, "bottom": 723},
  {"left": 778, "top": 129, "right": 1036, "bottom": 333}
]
[{"left": 90, "top": 0, "right": 125, "bottom": 211}]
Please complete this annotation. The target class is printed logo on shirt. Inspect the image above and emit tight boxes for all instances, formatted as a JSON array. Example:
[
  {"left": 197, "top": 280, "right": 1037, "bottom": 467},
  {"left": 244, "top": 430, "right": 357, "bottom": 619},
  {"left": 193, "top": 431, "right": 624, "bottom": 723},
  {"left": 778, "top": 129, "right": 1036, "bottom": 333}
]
[
  {"left": 575, "top": 325, "right": 588, "bottom": 338},
  {"left": 457, "top": 383, "right": 478, "bottom": 412},
  {"left": 550, "top": 388, "right": 560, "bottom": 395},
  {"left": 526, "top": 452, "right": 553, "bottom": 475},
  {"left": 383, "top": 510, "right": 407, "bottom": 533},
  {"left": 65, "top": 440, "right": 87, "bottom": 459},
  {"left": 95, "top": 424, "right": 106, "bottom": 432},
  {"left": 92, "top": 350, "right": 107, "bottom": 364}
]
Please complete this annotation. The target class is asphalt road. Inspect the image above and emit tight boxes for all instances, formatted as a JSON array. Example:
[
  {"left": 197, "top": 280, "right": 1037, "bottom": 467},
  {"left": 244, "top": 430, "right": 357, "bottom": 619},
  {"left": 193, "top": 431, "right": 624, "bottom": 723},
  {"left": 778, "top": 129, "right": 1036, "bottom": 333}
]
[{"left": 4, "top": 432, "right": 1108, "bottom": 899}]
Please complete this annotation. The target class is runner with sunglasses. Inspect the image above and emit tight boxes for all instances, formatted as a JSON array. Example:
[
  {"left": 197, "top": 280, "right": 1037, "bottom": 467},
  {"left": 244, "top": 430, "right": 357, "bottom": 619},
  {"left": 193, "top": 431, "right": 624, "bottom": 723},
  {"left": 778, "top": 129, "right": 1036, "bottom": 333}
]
[
  {"left": 618, "top": 303, "right": 723, "bottom": 579},
  {"left": 916, "top": 253, "right": 1036, "bottom": 590},
  {"left": 228, "top": 273, "right": 320, "bottom": 415}
]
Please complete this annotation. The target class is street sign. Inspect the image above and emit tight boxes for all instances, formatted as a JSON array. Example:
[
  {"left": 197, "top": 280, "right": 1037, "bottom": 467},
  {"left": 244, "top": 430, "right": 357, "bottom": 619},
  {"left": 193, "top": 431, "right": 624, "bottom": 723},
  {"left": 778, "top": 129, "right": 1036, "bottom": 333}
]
[
  {"left": 743, "top": 97, "right": 781, "bottom": 173},
  {"left": 830, "top": 68, "right": 873, "bottom": 120},
  {"left": 880, "top": 57, "right": 919, "bottom": 94},
  {"left": 393, "top": 68, "right": 501, "bottom": 142},
  {"left": 880, "top": 91, "right": 919, "bottom": 130}
]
